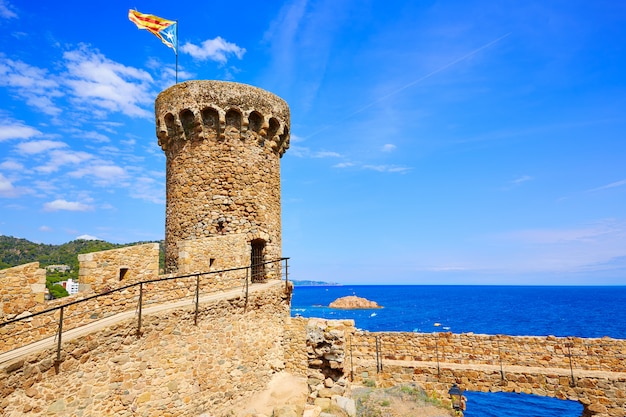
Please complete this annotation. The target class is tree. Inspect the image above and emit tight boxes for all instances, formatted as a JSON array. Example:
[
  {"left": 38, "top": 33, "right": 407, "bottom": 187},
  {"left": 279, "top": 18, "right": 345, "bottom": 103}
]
[{"left": 49, "top": 284, "right": 69, "bottom": 299}]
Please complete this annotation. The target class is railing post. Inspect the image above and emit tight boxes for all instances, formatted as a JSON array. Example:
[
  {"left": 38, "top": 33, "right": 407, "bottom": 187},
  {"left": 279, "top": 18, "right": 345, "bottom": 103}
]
[
  {"left": 435, "top": 333, "right": 440, "bottom": 377},
  {"left": 349, "top": 334, "right": 354, "bottom": 382},
  {"left": 245, "top": 267, "right": 249, "bottom": 311},
  {"left": 375, "top": 336, "right": 381, "bottom": 373},
  {"left": 565, "top": 341, "right": 576, "bottom": 387},
  {"left": 497, "top": 336, "right": 505, "bottom": 381},
  {"left": 55, "top": 306, "right": 64, "bottom": 365},
  {"left": 137, "top": 282, "right": 143, "bottom": 337},
  {"left": 194, "top": 274, "right": 201, "bottom": 325},
  {"left": 284, "top": 258, "right": 289, "bottom": 291}
]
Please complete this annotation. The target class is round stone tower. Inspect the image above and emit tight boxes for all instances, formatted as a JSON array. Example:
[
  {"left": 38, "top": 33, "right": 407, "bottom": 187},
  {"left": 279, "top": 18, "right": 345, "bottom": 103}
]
[{"left": 155, "top": 80, "right": 290, "bottom": 276}]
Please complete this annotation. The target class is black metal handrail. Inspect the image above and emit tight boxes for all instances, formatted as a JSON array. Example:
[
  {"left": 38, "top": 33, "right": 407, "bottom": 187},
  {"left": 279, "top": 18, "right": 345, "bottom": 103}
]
[{"left": 1, "top": 257, "right": 289, "bottom": 329}]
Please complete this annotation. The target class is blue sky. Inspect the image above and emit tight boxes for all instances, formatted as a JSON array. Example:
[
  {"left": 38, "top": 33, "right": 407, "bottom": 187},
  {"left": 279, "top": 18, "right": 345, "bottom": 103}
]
[{"left": 1, "top": 0, "right": 625, "bottom": 285}]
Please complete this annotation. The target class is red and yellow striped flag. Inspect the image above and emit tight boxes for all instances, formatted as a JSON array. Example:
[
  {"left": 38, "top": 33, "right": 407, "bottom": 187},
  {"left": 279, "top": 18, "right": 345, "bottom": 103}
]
[{"left": 128, "top": 10, "right": 177, "bottom": 53}]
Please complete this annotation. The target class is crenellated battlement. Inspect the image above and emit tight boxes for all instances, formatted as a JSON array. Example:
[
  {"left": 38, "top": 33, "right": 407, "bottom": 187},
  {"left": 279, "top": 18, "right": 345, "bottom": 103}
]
[
  {"left": 155, "top": 80, "right": 290, "bottom": 157},
  {"left": 155, "top": 80, "right": 290, "bottom": 274}
]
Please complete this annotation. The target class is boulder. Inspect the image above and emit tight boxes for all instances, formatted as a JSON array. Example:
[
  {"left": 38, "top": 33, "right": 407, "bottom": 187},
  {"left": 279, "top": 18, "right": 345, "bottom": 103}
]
[{"left": 329, "top": 296, "right": 382, "bottom": 309}]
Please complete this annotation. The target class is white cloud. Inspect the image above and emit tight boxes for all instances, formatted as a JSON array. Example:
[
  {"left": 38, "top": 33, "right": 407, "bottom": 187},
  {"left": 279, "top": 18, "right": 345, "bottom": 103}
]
[
  {"left": 181, "top": 37, "right": 246, "bottom": 63},
  {"left": 289, "top": 134, "right": 305, "bottom": 143},
  {"left": 363, "top": 164, "right": 411, "bottom": 173},
  {"left": 0, "top": 160, "right": 23, "bottom": 171},
  {"left": 0, "top": 123, "right": 41, "bottom": 141},
  {"left": 0, "top": 57, "right": 62, "bottom": 115},
  {"left": 382, "top": 144, "right": 396, "bottom": 152},
  {"left": 76, "top": 130, "right": 110, "bottom": 143},
  {"left": 63, "top": 46, "right": 155, "bottom": 119},
  {"left": 76, "top": 234, "right": 99, "bottom": 240},
  {"left": 0, "top": 173, "right": 16, "bottom": 197},
  {"left": 16, "top": 140, "right": 67, "bottom": 154},
  {"left": 43, "top": 199, "right": 93, "bottom": 212},
  {"left": 39, "top": 225, "right": 52, "bottom": 232},
  {"left": 512, "top": 175, "right": 532, "bottom": 185},
  {"left": 587, "top": 179, "right": 626, "bottom": 192},
  {"left": 288, "top": 146, "right": 341, "bottom": 159},
  {"left": 333, "top": 162, "right": 355, "bottom": 168},
  {"left": 35, "top": 149, "right": 94, "bottom": 173},
  {"left": 0, "top": 0, "right": 17, "bottom": 19},
  {"left": 68, "top": 164, "right": 126, "bottom": 181},
  {"left": 129, "top": 176, "right": 165, "bottom": 204}
]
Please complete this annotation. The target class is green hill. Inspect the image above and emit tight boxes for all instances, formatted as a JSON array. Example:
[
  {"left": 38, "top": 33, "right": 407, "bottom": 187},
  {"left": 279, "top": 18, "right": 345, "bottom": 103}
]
[{"left": 0, "top": 235, "right": 164, "bottom": 298}]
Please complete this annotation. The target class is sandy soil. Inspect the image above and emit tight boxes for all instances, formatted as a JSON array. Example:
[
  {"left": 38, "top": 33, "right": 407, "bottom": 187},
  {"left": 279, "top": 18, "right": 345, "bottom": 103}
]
[{"left": 230, "top": 372, "right": 309, "bottom": 416}]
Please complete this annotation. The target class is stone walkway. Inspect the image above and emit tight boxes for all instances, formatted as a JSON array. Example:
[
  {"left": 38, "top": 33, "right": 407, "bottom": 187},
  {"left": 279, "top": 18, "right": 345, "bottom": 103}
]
[
  {"left": 361, "top": 358, "right": 626, "bottom": 380},
  {"left": 0, "top": 280, "right": 284, "bottom": 366}
]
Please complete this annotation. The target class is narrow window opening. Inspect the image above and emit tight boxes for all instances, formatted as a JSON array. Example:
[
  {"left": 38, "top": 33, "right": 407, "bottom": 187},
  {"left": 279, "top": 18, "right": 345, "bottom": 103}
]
[
  {"left": 251, "top": 239, "right": 266, "bottom": 283},
  {"left": 119, "top": 268, "right": 129, "bottom": 281}
]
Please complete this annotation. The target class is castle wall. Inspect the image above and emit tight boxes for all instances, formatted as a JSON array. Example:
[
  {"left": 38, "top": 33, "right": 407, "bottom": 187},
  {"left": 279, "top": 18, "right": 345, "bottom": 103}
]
[
  {"left": 155, "top": 81, "right": 290, "bottom": 274},
  {"left": 78, "top": 243, "right": 160, "bottom": 293},
  {"left": 349, "top": 331, "right": 626, "bottom": 416},
  {"left": 0, "top": 262, "right": 46, "bottom": 322},
  {"left": 1, "top": 284, "right": 291, "bottom": 417}
]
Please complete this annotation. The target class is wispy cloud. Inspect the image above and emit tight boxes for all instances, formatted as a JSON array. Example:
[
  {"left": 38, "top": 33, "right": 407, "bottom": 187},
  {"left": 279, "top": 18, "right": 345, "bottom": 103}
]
[
  {"left": 381, "top": 144, "right": 397, "bottom": 152},
  {"left": 63, "top": 46, "right": 155, "bottom": 119},
  {"left": 333, "top": 162, "right": 355, "bottom": 168},
  {"left": 502, "top": 174, "right": 533, "bottom": 190},
  {"left": 0, "top": 57, "right": 62, "bottom": 115},
  {"left": 181, "top": 37, "right": 246, "bottom": 64},
  {"left": 0, "top": 160, "right": 24, "bottom": 171},
  {"left": 512, "top": 175, "right": 532, "bottom": 185},
  {"left": 68, "top": 164, "right": 127, "bottom": 183},
  {"left": 0, "top": 121, "right": 41, "bottom": 141},
  {"left": 43, "top": 199, "right": 94, "bottom": 212},
  {"left": 363, "top": 165, "right": 411, "bottom": 174},
  {"left": 0, "top": 173, "right": 17, "bottom": 197},
  {"left": 0, "top": 0, "right": 17, "bottom": 19},
  {"left": 587, "top": 179, "right": 626, "bottom": 193},
  {"left": 15, "top": 140, "right": 67, "bottom": 154},
  {"left": 35, "top": 149, "right": 93, "bottom": 173},
  {"left": 289, "top": 146, "right": 342, "bottom": 159}
]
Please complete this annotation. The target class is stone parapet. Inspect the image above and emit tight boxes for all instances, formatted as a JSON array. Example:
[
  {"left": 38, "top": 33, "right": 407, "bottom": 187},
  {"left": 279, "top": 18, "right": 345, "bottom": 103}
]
[
  {"left": 0, "top": 263, "right": 46, "bottom": 322},
  {"left": 78, "top": 243, "right": 160, "bottom": 293},
  {"left": 350, "top": 331, "right": 626, "bottom": 373}
]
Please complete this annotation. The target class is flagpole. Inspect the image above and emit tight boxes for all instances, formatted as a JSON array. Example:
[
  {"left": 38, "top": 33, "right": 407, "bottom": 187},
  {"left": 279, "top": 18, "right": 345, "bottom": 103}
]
[{"left": 175, "top": 20, "right": 179, "bottom": 84}]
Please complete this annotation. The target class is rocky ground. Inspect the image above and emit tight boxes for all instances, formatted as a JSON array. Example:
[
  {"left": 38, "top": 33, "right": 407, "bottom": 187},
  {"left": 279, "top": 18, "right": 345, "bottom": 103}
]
[{"left": 228, "top": 375, "right": 454, "bottom": 417}]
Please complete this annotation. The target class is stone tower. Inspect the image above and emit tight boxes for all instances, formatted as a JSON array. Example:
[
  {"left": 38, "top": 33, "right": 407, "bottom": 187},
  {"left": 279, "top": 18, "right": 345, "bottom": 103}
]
[{"left": 155, "top": 81, "right": 290, "bottom": 278}]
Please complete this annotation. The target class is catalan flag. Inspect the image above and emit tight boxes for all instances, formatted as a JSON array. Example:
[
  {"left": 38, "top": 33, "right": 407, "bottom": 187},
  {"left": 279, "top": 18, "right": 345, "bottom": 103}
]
[{"left": 128, "top": 10, "right": 177, "bottom": 54}]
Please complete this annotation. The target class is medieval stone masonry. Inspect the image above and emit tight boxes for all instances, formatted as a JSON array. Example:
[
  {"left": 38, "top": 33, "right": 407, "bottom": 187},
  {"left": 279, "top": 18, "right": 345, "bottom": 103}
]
[
  {"left": 2, "top": 81, "right": 625, "bottom": 417},
  {"left": 155, "top": 80, "right": 290, "bottom": 276}
]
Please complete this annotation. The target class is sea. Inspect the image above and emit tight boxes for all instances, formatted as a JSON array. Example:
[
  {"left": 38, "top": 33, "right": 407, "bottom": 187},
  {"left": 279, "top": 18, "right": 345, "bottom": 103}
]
[{"left": 291, "top": 285, "right": 626, "bottom": 417}]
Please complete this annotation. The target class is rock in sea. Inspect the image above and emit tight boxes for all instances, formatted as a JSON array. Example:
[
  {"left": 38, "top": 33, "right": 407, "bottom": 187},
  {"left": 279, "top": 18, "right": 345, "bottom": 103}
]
[{"left": 328, "top": 296, "right": 382, "bottom": 309}]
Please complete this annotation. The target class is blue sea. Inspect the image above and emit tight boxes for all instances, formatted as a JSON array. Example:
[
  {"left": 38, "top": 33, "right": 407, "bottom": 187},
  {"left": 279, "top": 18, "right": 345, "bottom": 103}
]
[{"left": 291, "top": 285, "right": 626, "bottom": 417}]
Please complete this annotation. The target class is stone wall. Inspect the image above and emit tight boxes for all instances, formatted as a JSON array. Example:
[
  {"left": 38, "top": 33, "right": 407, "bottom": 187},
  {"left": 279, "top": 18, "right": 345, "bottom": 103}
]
[
  {"left": 0, "top": 268, "right": 253, "bottom": 355},
  {"left": 349, "top": 331, "right": 626, "bottom": 417},
  {"left": 283, "top": 316, "right": 309, "bottom": 376},
  {"left": 78, "top": 243, "right": 160, "bottom": 294},
  {"left": 155, "top": 81, "right": 290, "bottom": 274},
  {"left": 350, "top": 331, "right": 626, "bottom": 373},
  {"left": 0, "top": 262, "right": 46, "bottom": 322},
  {"left": 0, "top": 283, "right": 292, "bottom": 417}
]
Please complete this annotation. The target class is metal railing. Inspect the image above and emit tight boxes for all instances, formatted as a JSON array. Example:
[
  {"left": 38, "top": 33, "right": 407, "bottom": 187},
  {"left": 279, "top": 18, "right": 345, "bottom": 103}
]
[
  {"left": 1, "top": 258, "right": 289, "bottom": 362},
  {"left": 348, "top": 331, "right": 626, "bottom": 386}
]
